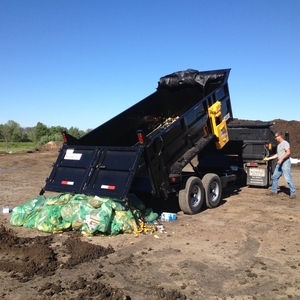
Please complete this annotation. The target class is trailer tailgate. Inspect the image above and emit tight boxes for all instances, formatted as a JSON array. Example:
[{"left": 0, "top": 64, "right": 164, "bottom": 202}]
[{"left": 44, "top": 144, "right": 144, "bottom": 200}]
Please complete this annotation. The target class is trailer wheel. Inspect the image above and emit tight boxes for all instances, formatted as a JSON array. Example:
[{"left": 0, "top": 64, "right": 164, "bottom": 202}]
[
  {"left": 179, "top": 176, "right": 204, "bottom": 214},
  {"left": 202, "top": 173, "right": 222, "bottom": 208}
]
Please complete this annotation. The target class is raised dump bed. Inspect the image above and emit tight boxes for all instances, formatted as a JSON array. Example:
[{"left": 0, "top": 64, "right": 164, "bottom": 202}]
[{"left": 43, "top": 69, "right": 235, "bottom": 214}]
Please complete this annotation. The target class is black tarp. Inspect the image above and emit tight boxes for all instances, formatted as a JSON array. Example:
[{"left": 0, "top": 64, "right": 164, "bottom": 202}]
[{"left": 158, "top": 69, "right": 226, "bottom": 88}]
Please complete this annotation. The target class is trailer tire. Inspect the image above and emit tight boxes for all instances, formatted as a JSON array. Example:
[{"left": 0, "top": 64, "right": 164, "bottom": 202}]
[
  {"left": 202, "top": 173, "right": 222, "bottom": 208},
  {"left": 179, "top": 176, "right": 204, "bottom": 215}
]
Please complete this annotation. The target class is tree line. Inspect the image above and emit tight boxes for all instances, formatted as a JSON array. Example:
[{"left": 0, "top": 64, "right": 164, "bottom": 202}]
[{"left": 0, "top": 120, "right": 90, "bottom": 149}]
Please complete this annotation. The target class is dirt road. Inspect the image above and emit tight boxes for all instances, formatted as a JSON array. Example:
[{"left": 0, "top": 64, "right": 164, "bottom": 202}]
[{"left": 0, "top": 148, "right": 299, "bottom": 300}]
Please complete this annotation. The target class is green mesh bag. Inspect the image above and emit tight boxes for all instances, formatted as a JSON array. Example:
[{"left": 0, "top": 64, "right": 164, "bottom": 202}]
[{"left": 10, "top": 195, "right": 46, "bottom": 227}]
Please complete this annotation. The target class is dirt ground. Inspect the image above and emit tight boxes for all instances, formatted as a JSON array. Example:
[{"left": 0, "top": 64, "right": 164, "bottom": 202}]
[{"left": 0, "top": 144, "right": 300, "bottom": 300}]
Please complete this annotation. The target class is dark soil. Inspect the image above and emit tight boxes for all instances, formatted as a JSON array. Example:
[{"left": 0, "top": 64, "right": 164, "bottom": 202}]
[{"left": 0, "top": 224, "right": 187, "bottom": 300}]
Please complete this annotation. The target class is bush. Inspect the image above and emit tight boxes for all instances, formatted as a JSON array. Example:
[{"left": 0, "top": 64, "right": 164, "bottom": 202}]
[{"left": 36, "top": 133, "right": 63, "bottom": 146}]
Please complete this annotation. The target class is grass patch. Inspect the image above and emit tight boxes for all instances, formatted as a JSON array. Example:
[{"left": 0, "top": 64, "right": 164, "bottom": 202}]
[{"left": 0, "top": 142, "right": 36, "bottom": 153}]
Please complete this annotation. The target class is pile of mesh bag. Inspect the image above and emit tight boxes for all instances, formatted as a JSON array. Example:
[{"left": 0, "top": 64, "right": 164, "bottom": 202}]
[{"left": 10, "top": 193, "right": 158, "bottom": 236}]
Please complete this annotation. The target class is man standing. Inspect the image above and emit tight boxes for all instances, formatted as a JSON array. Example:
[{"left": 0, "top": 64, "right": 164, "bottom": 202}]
[{"left": 266, "top": 131, "right": 296, "bottom": 199}]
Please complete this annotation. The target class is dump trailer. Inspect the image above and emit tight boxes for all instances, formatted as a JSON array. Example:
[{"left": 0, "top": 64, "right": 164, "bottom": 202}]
[
  {"left": 215, "top": 121, "right": 281, "bottom": 187},
  {"left": 42, "top": 68, "right": 236, "bottom": 214}
]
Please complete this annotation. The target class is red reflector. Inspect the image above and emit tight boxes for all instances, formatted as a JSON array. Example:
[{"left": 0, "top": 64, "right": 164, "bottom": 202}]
[
  {"left": 61, "top": 180, "right": 74, "bottom": 185},
  {"left": 101, "top": 185, "right": 116, "bottom": 190},
  {"left": 137, "top": 133, "right": 144, "bottom": 144},
  {"left": 62, "top": 133, "right": 67, "bottom": 143},
  {"left": 249, "top": 162, "right": 258, "bottom": 167},
  {"left": 171, "top": 177, "right": 177, "bottom": 183}
]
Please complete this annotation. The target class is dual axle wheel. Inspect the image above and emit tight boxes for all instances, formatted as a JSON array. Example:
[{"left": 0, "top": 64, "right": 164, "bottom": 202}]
[{"left": 178, "top": 173, "right": 222, "bottom": 215}]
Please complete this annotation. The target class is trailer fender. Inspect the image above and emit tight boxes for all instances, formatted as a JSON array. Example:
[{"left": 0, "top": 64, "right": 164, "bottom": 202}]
[
  {"left": 202, "top": 173, "right": 222, "bottom": 208},
  {"left": 179, "top": 176, "right": 204, "bottom": 215}
]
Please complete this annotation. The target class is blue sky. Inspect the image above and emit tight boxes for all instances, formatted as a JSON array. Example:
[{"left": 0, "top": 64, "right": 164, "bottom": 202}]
[{"left": 1, "top": 0, "right": 300, "bottom": 131}]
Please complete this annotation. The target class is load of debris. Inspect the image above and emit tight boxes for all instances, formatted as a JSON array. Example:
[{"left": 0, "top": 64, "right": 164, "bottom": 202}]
[{"left": 10, "top": 193, "right": 158, "bottom": 236}]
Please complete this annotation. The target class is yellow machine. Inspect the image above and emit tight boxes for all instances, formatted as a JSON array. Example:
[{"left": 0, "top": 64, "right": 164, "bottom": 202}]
[{"left": 207, "top": 101, "right": 229, "bottom": 149}]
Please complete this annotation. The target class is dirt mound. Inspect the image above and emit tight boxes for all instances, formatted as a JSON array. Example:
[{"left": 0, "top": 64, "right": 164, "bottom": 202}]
[
  {"left": 0, "top": 225, "right": 128, "bottom": 299},
  {"left": 273, "top": 119, "right": 300, "bottom": 158},
  {"left": 0, "top": 223, "right": 187, "bottom": 299},
  {"left": 40, "top": 141, "right": 63, "bottom": 151}
]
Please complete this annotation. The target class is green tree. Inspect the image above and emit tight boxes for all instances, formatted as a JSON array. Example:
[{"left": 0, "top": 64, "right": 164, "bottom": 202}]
[
  {"left": 49, "top": 125, "right": 67, "bottom": 135},
  {"left": 21, "top": 127, "right": 34, "bottom": 142},
  {"left": 0, "top": 124, "right": 10, "bottom": 149},
  {"left": 8, "top": 120, "right": 21, "bottom": 141},
  {"left": 68, "top": 126, "right": 85, "bottom": 138},
  {"left": 34, "top": 122, "right": 49, "bottom": 142},
  {"left": 0, "top": 120, "right": 21, "bottom": 149}
]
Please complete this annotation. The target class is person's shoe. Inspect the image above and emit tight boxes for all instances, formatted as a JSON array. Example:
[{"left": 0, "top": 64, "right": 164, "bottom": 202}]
[
  {"left": 266, "top": 191, "right": 277, "bottom": 196},
  {"left": 290, "top": 194, "right": 296, "bottom": 199}
]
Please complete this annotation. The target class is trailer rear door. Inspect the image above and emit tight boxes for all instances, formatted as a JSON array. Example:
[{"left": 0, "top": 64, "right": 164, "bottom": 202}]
[{"left": 44, "top": 144, "right": 144, "bottom": 200}]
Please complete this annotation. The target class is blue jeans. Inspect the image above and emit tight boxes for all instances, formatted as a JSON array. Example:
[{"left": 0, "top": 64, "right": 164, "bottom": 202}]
[{"left": 271, "top": 159, "right": 296, "bottom": 195}]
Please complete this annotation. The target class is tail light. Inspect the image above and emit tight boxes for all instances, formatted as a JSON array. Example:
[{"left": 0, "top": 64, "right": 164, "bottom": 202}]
[
  {"left": 136, "top": 130, "right": 146, "bottom": 144},
  {"left": 248, "top": 162, "right": 258, "bottom": 167},
  {"left": 169, "top": 174, "right": 182, "bottom": 183},
  {"left": 62, "top": 132, "right": 68, "bottom": 143}
]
